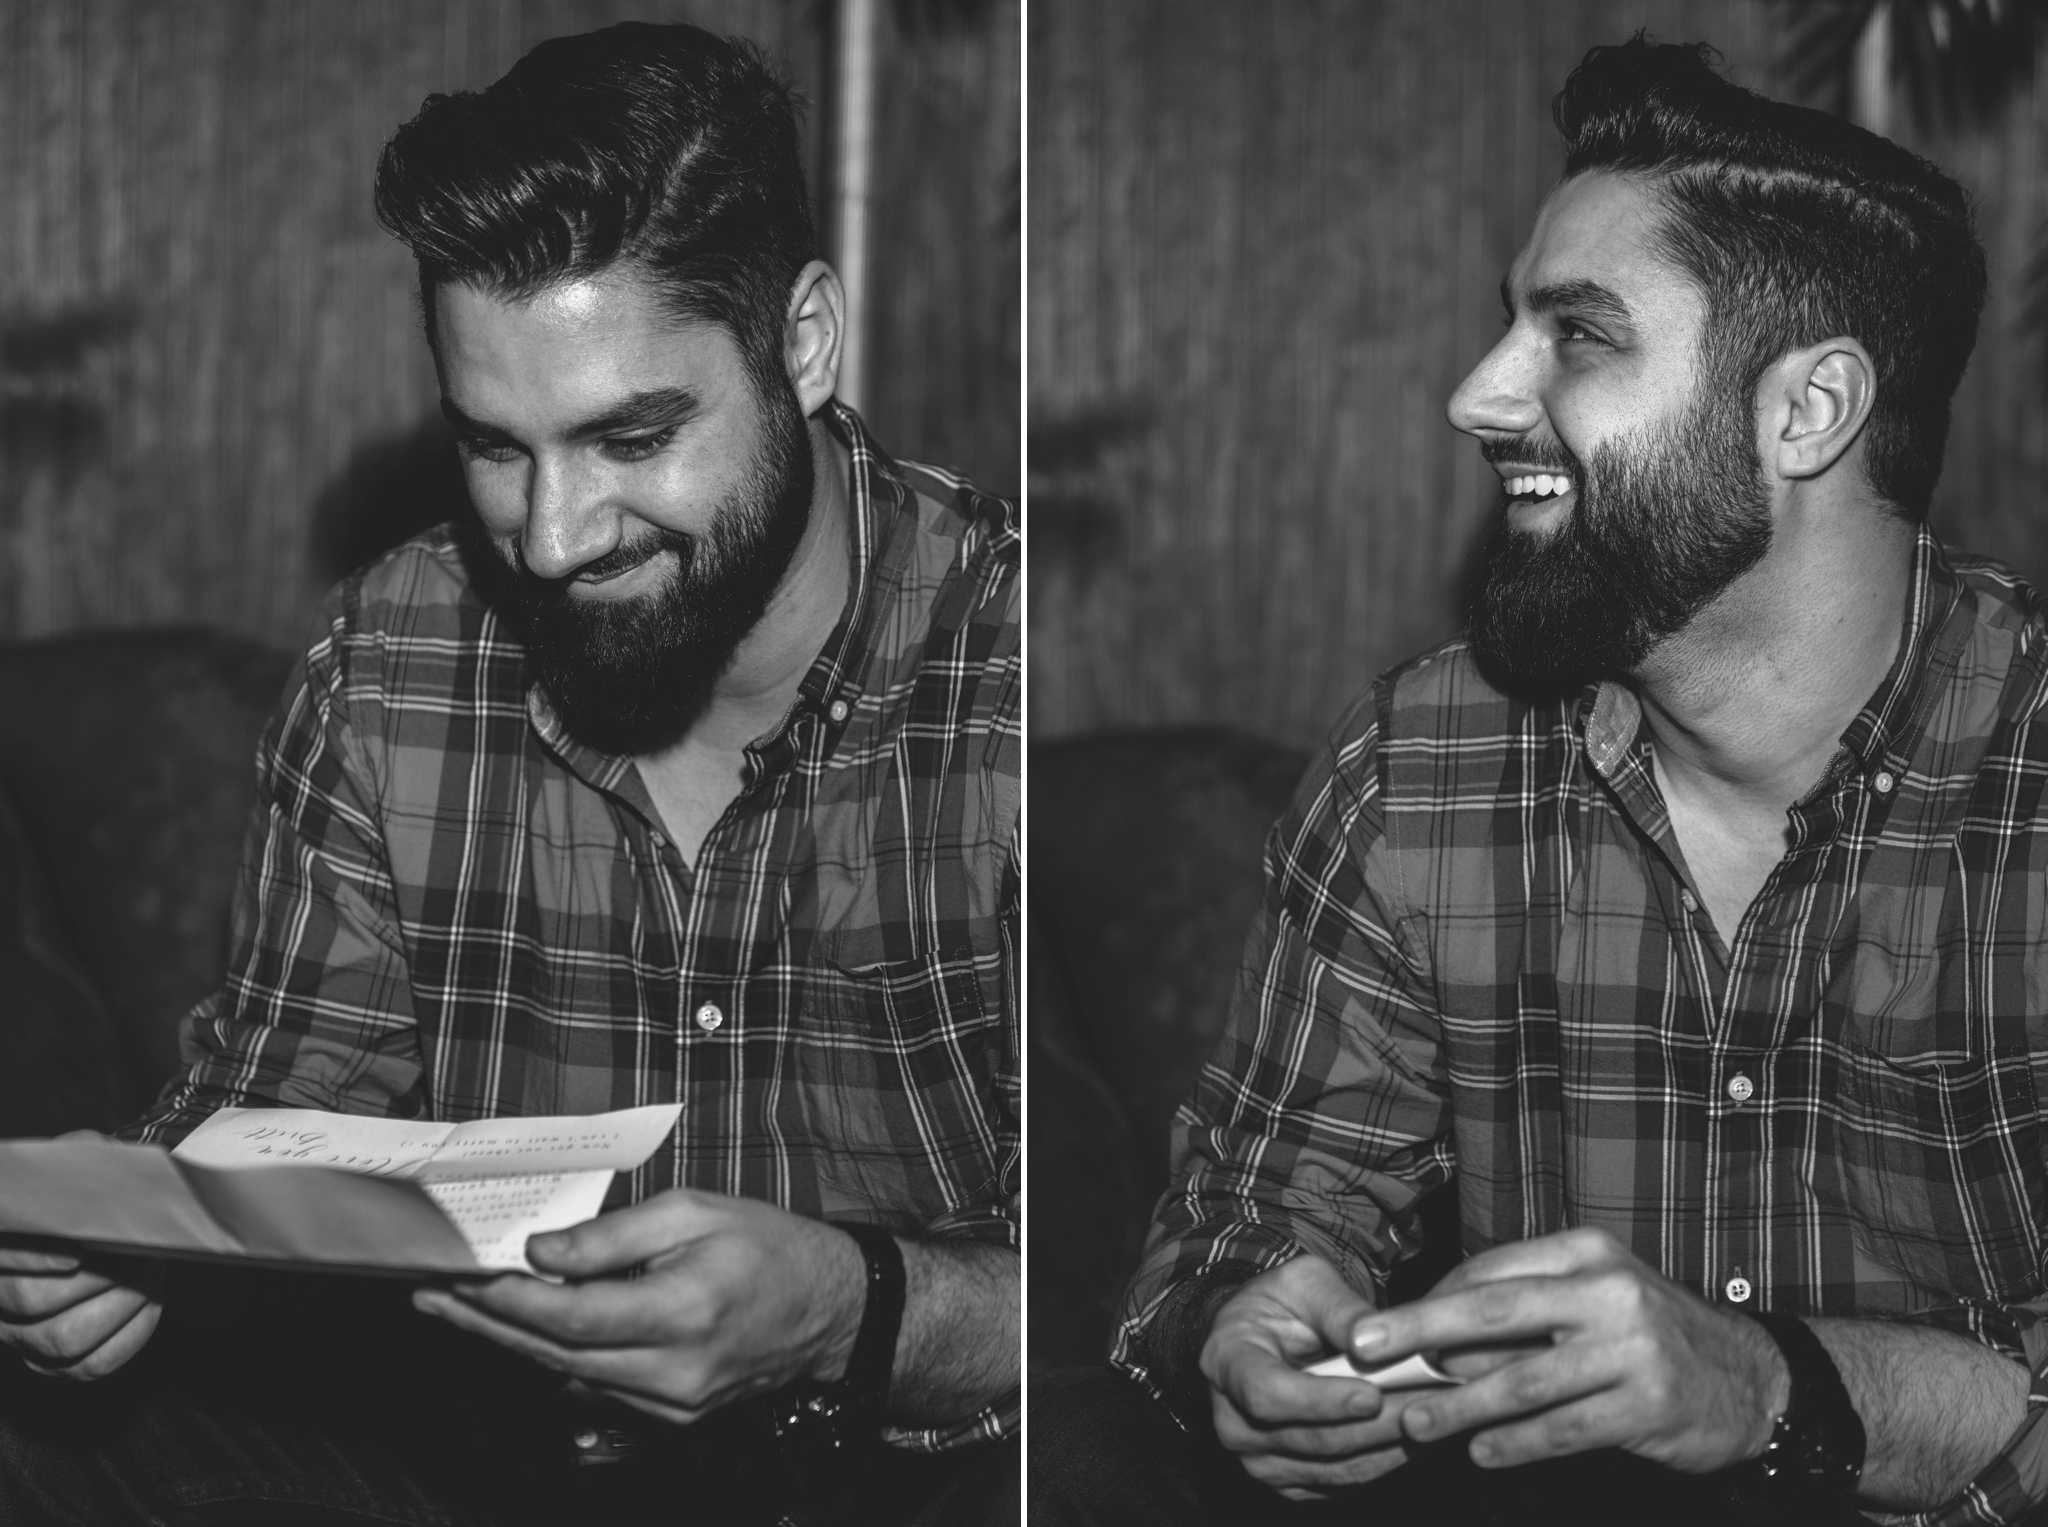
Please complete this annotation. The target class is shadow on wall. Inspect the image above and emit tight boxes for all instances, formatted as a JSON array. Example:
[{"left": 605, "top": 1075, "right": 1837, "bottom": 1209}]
[
  {"left": 0, "top": 301, "right": 138, "bottom": 497},
  {"left": 310, "top": 413, "right": 477, "bottom": 587}
]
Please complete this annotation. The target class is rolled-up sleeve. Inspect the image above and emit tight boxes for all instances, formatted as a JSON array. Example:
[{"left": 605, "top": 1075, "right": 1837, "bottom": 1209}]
[
  {"left": 119, "top": 596, "right": 422, "bottom": 1147},
  {"left": 1110, "top": 695, "right": 1456, "bottom": 1399}
]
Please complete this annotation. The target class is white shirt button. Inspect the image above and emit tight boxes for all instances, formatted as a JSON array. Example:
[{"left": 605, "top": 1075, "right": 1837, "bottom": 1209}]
[
  {"left": 1680, "top": 890, "right": 1699, "bottom": 913},
  {"left": 695, "top": 1002, "right": 725, "bottom": 1033},
  {"left": 1724, "top": 1275, "right": 1752, "bottom": 1303},
  {"left": 1726, "top": 1073, "right": 1754, "bottom": 1103},
  {"left": 828, "top": 698, "right": 850, "bottom": 724},
  {"left": 1874, "top": 770, "right": 1896, "bottom": 794}
]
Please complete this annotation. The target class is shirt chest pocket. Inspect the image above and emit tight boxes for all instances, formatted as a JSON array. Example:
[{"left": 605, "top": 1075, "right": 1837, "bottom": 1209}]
[
  {"left": 796, "top": 925, "right": 1002, "bottom": 1229},
  {"left": 1829, "top": 1042, "right": 2046, "bottom": 1304}
]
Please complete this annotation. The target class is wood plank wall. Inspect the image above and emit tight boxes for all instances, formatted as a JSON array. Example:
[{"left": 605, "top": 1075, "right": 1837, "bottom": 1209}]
[
  {"left": 1030, "top": 0, "right": 2048, "bottom": 747},
  {"left": 0, "top": 0, "right": 1018, "bottom": 651}
]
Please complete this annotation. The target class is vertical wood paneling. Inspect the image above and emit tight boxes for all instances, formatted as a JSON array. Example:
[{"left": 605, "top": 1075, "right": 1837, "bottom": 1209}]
[
  {"left": 0, "top": 0, "right": 1016, "bottom": 649},
  {"left": 861, "top": 0, "right": 1020, "bottom": 494},
  {"left": 1030, "top": 0, "right": 2047, "bottom": 747}
]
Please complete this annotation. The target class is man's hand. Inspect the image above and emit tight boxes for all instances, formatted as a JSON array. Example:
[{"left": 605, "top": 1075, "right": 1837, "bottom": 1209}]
[
  {"left": 1199, "top": 1254, "right": 1436, "bottom": 1500},
  {"left": 412, "top": 1188, "right": 866, "bottom": 1426},
  {"left": 0, "top": 1129, "right": 166, "bottom": 1381},
  {"left": 0, "top": 1248, "right": 164, "bottom": 1381},
  {"left": 1347, "top": 1227, "right": 1787, "bottom": 1474}
]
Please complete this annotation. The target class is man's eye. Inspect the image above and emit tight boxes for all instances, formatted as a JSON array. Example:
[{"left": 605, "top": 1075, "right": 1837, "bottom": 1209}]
[
  {"left": 457, "top": 436, "right": 520, "bottom": 464},
  {"left": 1558, "top": 320, "right": 1605, "bottom": 345},
  {"left": 605, "top": 426, "right": 678, "bottom": 462}
]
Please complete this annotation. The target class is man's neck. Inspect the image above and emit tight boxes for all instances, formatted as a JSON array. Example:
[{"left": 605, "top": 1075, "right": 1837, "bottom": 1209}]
[
  {"left": 1627, "top": 496, "right": 1913, "bottom": 944},
  {"left": 696, "top": 419, "right": 856, "bottom": 745},
  {"left": 633, "top": 417, "right": 854, "bottom": 863},
  {"left": 1633, "top": 507, "right": 1913, "bottom": 813}
]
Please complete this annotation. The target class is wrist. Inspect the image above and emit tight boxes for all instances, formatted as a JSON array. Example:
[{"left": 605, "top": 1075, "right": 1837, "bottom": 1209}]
[
  {"left": 1742, "top": 1314, "right": 1795, "bottom": 1461},
  {"left": 809, "top": 1223, "right": 869, "bottom": 1384}
]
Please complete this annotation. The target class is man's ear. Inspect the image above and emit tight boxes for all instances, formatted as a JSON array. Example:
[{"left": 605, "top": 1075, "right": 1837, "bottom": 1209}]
[
  {"left": 782, "top": 260, "right": 844, "bottom": 417},
  {"left": 1764, "top": 338, "right": 1876, "bottom": 484}
]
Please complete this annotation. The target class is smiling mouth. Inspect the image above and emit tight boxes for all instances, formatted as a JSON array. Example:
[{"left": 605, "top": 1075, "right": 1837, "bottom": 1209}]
[{"left": 1501, "top": 472, "right": 1575, "bottom": 505}]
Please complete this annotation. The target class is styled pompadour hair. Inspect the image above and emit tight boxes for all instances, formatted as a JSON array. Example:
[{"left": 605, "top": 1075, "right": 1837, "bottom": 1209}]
[
  {"left": 1555, "top": 37, "right": 1985, "bottom": 519},
  {"left": 373, "top": 22, "right": 816, "bottom": 387}
]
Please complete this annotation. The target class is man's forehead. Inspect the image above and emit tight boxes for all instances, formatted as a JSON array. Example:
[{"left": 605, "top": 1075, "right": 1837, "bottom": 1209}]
[
  {"left": 438, "top": 267, "right": 709, "bottom": 346},
  {"left": 434, "top": 267, "right": 739, "bottom": 427},
  {"left": 1503, "top": 170, "right": 1696, "bottom": 317}
]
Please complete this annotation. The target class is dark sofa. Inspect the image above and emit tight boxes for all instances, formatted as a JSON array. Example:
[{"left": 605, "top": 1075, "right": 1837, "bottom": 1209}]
[
  {"left": 1027, "top": 728, "right": 1308, "bottom": 1364},
  {"left": 1028, "top": 726, "right": 1463, "bottom": 1369},
  {"left": 0, "top": 629, "right": 293, "bottom": 1136}
]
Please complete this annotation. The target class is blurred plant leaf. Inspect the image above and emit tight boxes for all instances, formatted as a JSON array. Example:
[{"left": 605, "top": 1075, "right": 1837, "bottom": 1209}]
[{"left": 1778, "top": 0, "right": 2044, "bottom": 129}]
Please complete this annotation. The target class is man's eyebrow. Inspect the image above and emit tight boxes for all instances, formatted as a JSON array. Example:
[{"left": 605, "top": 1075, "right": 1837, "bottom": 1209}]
[
  {"left": 438, "top": 386, "right": 702, "bottom": 443},
  {"left": 563, "top": 386, "right": 701, "bottom": 441},
  {"left": 1514, "top": 277, "right": 1637, "bottom": 329},
  {"left": 439, "top": 398, "right": 505, "bottom": 438}
]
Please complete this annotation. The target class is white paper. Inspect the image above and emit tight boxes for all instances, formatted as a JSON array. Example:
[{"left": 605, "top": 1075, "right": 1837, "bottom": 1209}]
[
  {"left": 1305, "top": 1351, "right": 1463, "bottom": 1389},
  {"left": 422, "top": 1170, "right": 614, "bottom": 1272},
  {"left": 174, "top": 1110, "right": 455, "bottom": 1178},
  {"left": 174, "top": 1103, "right": 682, "bottom": 1274}
]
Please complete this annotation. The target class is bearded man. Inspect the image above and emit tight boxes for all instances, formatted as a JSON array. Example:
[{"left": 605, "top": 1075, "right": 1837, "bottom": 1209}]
[
  {"left": 0, "top": 24, "right": 1016, "bottom": 1527},
  {"left": 1037, "top": 36, "right": 2044, "bottom": 1527}
]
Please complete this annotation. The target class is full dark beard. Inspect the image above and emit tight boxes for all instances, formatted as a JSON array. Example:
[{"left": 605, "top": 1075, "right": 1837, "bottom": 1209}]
[
  {"left": 495, "top": 377, "right": 816, "bottom": 756},
  {"left": 1467, "top": 373, "right": 1773, "bottom": 696}
]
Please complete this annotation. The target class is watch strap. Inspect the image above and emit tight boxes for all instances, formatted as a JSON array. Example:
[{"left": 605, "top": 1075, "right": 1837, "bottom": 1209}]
[
  {"left": 837, "top": 1222, "right": 906, "bottom": 1419},
  {"left": 1745, "top": 1311, "right": 1865, "bottom": 1496}
]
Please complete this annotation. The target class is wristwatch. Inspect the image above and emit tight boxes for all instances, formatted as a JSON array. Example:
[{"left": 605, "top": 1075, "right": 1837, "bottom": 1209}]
[
  {"left": 1739, "top": 1311, "right": 1866, "bottom": 1499},
  {"left": 762, "top": 1224, "right": 908, "bottom": 1522},
  {"left": 837, "top": 1221, "right": 907, "bottom": 1420}
]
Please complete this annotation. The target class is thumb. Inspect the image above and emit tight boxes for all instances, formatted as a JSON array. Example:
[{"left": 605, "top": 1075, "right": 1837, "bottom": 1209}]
[
  {"left": 1277, "top": 1254, "right": 1378, "bottom": 1357},
  {"left": 524, "top": 1191, "right": 718, "bottom": 1277}
]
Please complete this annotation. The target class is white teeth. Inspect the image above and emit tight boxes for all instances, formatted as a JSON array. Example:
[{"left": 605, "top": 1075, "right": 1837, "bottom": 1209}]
[
  {"left": 1510, "top": 476, "right": 1529, "bottom": 495},
  {"left": 1535, "top": 474, "right": 1555, "bottom": 496}
]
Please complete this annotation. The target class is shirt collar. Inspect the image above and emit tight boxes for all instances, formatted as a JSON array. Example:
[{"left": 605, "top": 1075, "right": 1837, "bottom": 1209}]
[
  {"left": 524, "top": 398, "right": 908, "bottom": 791},
  {"left": 1579, "top": 525, "right": 1964, "bottom": 789}
]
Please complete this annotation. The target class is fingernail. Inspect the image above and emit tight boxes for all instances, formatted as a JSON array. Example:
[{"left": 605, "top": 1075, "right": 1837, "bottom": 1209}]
[
  {"left": 528, "top": 1232, "right": 567, "bottom": 1257},
  {"left": 1352, "top": 1326, "right": 1388, "bottom": 1353},
  {"left": 1470, "top": 1437, "right": 1496, "bottom": 1467},
  {"left": 1408, "top": 1407, "right": 1436, "bottom": 1437},
  {"left": 1347, "top": 1388, "right": 1380, "bottom": 1416}
]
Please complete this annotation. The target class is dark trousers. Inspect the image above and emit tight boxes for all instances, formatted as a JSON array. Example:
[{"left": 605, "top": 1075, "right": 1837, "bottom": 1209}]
[
  {"left": 1028, "top": 1365, "right": 1869, "bottom": 1527},
  {"left": 0, "top": 1265, "right": 1015, "bottom": 1527}
]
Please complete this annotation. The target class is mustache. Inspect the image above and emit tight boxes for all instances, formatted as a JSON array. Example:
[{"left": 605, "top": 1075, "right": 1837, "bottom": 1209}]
[
  {"left": 1480, "top": 436, "right": 1579, "bottom": 478},
  {"left": 511, "top": 530, "right": 693, "bottom": 590}
]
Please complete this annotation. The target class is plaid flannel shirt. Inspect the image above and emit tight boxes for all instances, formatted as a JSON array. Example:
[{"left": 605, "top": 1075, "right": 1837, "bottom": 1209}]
[
  {"left": 126, "top": 403, "right": 1019, "bottom": 1450},
  {"left": 1116, "top": 530, "right": 2048, "bottom": 1522}
]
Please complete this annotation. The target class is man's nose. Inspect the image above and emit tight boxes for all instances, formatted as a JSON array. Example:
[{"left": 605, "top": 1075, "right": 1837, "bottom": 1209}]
[
  {"left": 519, "top": 455, "right": 617, "bottom": 581},
  {"left": 1446, "top": 332, "right": 1543, "bottom": 439}
]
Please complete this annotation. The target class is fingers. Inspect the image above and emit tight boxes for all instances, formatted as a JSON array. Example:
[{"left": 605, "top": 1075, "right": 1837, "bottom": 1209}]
[
  {"left": 1399, "top": 1339, "right": 1615, "bottom": 1446},
  {"left": 1242, "top": 1440, "right": 1413, "bottom": 1499},
  {"left": 434, "top": 1269, "right": 696, "bottom": 1348},
  {"left": 1428, "top": 1226, "right": 1626, "bottom": 1298},
  {"left": 1281, "top": 1258, "right": 1377, "bottom": 1360},
  {"left": 1212, "top": 1341, "right": 1387, "bottom": 1429},
  {"left": 23, "top": 1297, "right": 163, "bottom": 1383},
  {"left": 413, "top": 1286, "right": 722, "bottom": 1416},
  {"left": 1213, "top": 1381, "right": 1423, "bottom": 1459},
  {"left": 524, "top": 1191, "right": 718, "bottom": 1279},
  {"left": 5, "top": 1283, "right": 162, "bottom": 1378},
  {"left": 1464, "top": 1390, "right": 1635, "bottom": 1469},
  {"left": 0, "top": 1256, "right": 156, "bottom": 1323},
  {"left": 1349, "top": 1274, "right": 1585, "bottom": 1367},
  {"left": 0, "top": 1247, "right": 81, "bottom": 1277}
]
